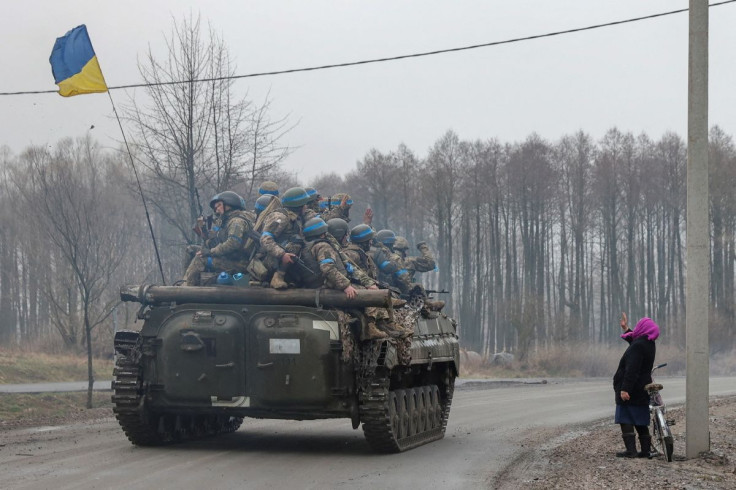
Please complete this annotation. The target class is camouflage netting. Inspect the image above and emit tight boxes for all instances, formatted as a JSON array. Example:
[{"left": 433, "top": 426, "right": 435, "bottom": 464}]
[
  {"left": 337, "top": 310, "right": 357, "bottom": 363},
  {"left": 393, "top": 305, "right": 422, "bottom": 365}
]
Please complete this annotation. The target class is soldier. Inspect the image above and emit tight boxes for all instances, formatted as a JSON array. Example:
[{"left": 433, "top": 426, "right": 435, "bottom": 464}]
[
  {"left": 260, "top": 186, "right": 310, "bottom": 289},
  {"left": 259, "top": 180, "right": 279, "bottom": 196},
  {"left": 254, "top": 194, "right": 273, "bottom": 218},
  {"left": 303, "top": 187, "right": 322, "bottom": 221},
  {"left": 346, "top": 224, "right": 404, "bottom": 339},
  {"left": 344, "top": 224, "right": 379, "bottom": 280},
  {"left": 321, "top": 192, "right": 353, "bottom": 222},
  {"left": 326, "top": 218, "right": 378, "bottom": 289},
  {"left": 305, "top": 187, "right": 320, "bottom": 210},
  {"left": 393, "top": 236, "right": 437, "bottom": 283},
  {"left": 303, "top": 218, "right": 356, "bottom": 298},
  {"left": 370, "top": 229, "right": 411, "bottom": 294},
  {"left": 183, "top": 191, "right": 253, "bottom": 286}
]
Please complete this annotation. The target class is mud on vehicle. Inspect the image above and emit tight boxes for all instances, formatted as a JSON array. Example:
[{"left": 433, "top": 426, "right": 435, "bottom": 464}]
[{"left": 113, "top": 285, "right": 459, "bottom": 452}]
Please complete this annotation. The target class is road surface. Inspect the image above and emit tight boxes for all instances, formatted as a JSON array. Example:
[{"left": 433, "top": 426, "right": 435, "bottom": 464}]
[{"left": 1, "top": 377, "right": 734, "bottom": 489}]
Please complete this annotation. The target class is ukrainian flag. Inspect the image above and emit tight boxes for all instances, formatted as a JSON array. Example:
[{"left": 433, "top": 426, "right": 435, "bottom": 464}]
[{"left": 49, "top": 25, "right": 108, "bottom": 97}]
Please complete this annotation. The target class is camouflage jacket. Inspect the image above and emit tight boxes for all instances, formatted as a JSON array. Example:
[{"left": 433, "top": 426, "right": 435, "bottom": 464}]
[
  {"left": 207, "top": 210, "right": 252, "bottom": 259},
  {"left": 320, "top": 205, "right": 350, "bottom": 223},
  {"left": 325, "top": 235, "right": 376, "bottom": 288},
  {"left": 303, "top": 208, "right": 322, "bottom": 222},
  {"left": 401, "top": 243, "right": 436, "bottom": 282},
  {"left": 260, "top": 208, "right": 303, "bottom": 259},
  {"left": 309, "top": 238, "right": 351, "bottom": 291},
  {"left": 369, "top": 244, "right": 410, "bottom": 293},
  {"left": 343, "top": 243, "right": 378, "bottom": 281},
  {"left": 242, "top": 209, "right": 257, "bottom": 222}
]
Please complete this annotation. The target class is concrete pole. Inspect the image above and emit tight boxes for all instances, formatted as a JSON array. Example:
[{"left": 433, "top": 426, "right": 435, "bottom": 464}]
[{"left": 686, "top": 0, "right": 710, "bottom": 458}]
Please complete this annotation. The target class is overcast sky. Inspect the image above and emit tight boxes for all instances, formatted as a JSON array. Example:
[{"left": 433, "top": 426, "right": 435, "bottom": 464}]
[{"left": 1, "top": 1, "right": 735, "bottom": 182}]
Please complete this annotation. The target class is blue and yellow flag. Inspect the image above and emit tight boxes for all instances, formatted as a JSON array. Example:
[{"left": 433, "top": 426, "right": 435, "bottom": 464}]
[{"left": 49, "top": 25, "right": 107, "bottom": 97}]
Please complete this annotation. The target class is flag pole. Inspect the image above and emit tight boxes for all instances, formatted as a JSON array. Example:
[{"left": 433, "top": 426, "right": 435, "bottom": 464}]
[{"left": 105, "top": 88, "right": 167, "bottom": 285}]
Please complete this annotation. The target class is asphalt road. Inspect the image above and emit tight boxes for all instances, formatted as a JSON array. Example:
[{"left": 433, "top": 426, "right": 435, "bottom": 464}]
[
  {"left": 0, "top": 380, "right": 113, "bottom": 393},
  {"left": 1, "top": 377, "right": 734, "bottom": 490}
]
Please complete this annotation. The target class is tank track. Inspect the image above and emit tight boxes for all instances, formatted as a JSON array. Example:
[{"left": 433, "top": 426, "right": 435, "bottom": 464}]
[
  {"left": 359, "top": 370, "right": 455, "bottom": 453},
  {"left": 112, "top": 354, "right": 243, "bottom": 446}
]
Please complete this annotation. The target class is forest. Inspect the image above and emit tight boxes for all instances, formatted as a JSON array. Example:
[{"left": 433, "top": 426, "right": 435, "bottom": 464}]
[{"left": 1, "top": 125, "right": 735, "bottom": 363}]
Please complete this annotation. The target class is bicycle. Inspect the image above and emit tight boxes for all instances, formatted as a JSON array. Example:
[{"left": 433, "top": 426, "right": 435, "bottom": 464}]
[{"left": 645, "top": 363, "right": 674, "bottom": 462}]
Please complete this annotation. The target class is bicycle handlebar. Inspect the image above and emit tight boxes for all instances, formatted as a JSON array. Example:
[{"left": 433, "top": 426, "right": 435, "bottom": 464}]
[{"left": 652, "top": 362, "right": 667, "bottom": 373}]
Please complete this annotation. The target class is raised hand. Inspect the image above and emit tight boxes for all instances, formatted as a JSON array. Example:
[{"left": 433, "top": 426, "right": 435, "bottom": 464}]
[{"left": 363, "top": 207, "right": 373, "bottom": 225}]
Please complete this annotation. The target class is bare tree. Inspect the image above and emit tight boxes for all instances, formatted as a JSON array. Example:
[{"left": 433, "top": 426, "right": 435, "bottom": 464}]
[
  {"left": 19, "top": 137, "right": 133, "bottom": 407},
  {"left": 348, "top": 149, "right": 400, "bottom": 230},
  {"left": 0, "top": 146, "right": 17, "bottom": 345},
  {"left": 125, "top": 14, "right": 293, "bottom": 253}
]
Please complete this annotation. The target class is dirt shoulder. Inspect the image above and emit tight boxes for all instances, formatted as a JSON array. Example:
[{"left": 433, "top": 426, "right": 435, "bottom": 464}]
[
  {"left": 494, "top": 396, "right": 736, "bottom": 489},
  {"left": 0, "top": 392, "right": 113, "bottom": 431}
]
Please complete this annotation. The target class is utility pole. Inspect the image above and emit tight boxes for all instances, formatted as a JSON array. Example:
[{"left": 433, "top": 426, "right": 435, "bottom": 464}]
[{"left": 686, "top": 0, "right": 710, "bottom": 458}]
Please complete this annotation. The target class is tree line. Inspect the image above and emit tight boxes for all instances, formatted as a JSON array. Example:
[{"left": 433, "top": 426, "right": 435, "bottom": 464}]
[
  {"left": 320, "top": 127, "right": 735, "bottom": 359},
  {"left": 1, "top": 126, "right": 735, "bottom": 362}
]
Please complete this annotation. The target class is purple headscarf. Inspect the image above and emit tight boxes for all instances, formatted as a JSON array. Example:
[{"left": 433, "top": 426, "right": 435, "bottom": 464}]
[{"left": 621, "top": 317, "right": 660, "bottom": 341}]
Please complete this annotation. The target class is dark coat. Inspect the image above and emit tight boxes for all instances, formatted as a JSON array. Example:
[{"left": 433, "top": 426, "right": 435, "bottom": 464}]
[{"left": 612, "top": 333, "right": 656, "bottom": 406}]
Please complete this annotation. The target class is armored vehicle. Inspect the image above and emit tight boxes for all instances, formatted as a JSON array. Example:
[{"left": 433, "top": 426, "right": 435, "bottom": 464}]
[{"left": 113, "top": 285, "right": 459, "bottom": 452}]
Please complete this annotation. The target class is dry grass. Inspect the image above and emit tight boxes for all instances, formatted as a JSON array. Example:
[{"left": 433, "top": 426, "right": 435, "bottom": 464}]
[
  {"left": 0, "top": 349, "right": 114, "bottom": 384},
  {"left": 458, "top": 342, "right": 723, "bottom": 379}
]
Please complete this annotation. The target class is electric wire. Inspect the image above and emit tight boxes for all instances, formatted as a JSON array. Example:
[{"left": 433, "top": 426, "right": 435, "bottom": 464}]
[{"left": 1, "top": 0, "right": 734, "bottom": 97}]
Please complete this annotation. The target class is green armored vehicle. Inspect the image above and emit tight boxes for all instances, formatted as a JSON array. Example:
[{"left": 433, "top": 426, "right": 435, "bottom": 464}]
[{"left": 113, "top": 285, "right": 459, "bottom": 452}]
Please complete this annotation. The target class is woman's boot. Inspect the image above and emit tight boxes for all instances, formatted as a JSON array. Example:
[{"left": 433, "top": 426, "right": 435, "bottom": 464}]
[
  {"left": 638, "top": 435, "right": 652, "bottom": 458},
  {"left": 616, "top": 434, "right": 638, "bottom": 458}
]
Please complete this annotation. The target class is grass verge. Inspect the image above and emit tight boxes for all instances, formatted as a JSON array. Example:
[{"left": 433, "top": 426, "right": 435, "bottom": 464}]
[{"left": 0, "top": 349, "right": 114, "bottom": 384}]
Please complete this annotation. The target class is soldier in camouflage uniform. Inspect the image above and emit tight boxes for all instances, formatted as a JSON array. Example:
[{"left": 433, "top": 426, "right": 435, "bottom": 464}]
[
  {"left": 370, "top": 229, "right": 411, "bottom": 294},
  {"left": 303, "top": 218, "right": 357, "bottom": 296},
  {"left": 184, "top": 191, "right": 253, "bottom": 286},
  {"left": 305, "top": 187, "right": 321, "bottom": 213},
  {"left": 393, "top": 236, "right": 445, "bottom": 311},
  {"left": 259, "top": 186, "right": 310, "bottom": 289},
  {"left": 393, "top": 236, "right": 437, "bottom": 283},
  {"left": 254, "top": 194, "right": 273, "bottom": 219},
  {"left": 347, "top": 224, "right": 408, "bottom": 339},
  {"left": 302, "top": 187, "right": 323, "bottom": 221},
  {"left": 259, "top": 180, "right": 279, "bottom": 196},
  {"left": 320, "top": 192, "right": 353, "bottom": 222},
  {"left": 344, "top": 224, "right": 379, "bottom": 281},
  {"left": 326, "top": 219, "right": 377, "bottom": 289}
]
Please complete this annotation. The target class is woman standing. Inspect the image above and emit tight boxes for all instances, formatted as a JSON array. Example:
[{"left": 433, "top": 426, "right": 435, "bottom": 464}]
[{"left": 613, "top": 313, "right": 660, "bottom": 458}]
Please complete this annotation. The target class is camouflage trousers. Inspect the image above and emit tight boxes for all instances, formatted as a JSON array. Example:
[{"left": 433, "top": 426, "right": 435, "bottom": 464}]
[
  {"left": 260, "top": 243, "right": 303, "bottom": 284},
  {"left": 184, "top": 254, "right": 250, "bottom": 286}
]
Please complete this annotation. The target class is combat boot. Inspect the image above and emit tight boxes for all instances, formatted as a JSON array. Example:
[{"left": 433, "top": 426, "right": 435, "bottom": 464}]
[
  {"left": 637, "top": 435, "right": 652, "bottom": 458},
  {"left": 424, "top": 299, "right": 445, "bottom": 311},
  {"left": 270, "top": 271, "right": 288, "bottom": 289},
  {"left": 616, "top": 434, "right": 638, "bottom": 458},
  {"left": 365, "top": 322, "right": 389, "bottom": 340},
  {"left": 391, "top": 298, "right": 407, "bottom": 308},
  {"left": 378, "top": 320, "right": 404, "bottom": 338}
]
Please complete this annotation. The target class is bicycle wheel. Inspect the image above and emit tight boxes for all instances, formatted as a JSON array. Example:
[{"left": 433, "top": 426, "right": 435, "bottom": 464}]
[
  {"left": 653, "top": 409, "right": 674, "bottom": 462},
  {"left": 658, "top": 411, "right": 674, "bottom": 462}
]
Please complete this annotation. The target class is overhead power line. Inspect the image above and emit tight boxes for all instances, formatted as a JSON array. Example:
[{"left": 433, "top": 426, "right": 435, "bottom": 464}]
[{"left": 1, "top": 0, "right": 734, "bottom": 97}]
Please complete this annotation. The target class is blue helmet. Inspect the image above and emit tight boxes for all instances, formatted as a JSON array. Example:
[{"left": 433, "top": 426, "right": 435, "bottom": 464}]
[
  {"left": 375, "top": 229, "right": 396, "bottom": 246},
  {"left": 303, "top": 217, "right": 328, "bottom": 239}
]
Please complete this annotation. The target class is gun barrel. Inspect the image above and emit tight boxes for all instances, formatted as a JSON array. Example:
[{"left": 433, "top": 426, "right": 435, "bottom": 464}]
[{"left": 120, "top": 284, "right": 395, "bottom": 309}]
